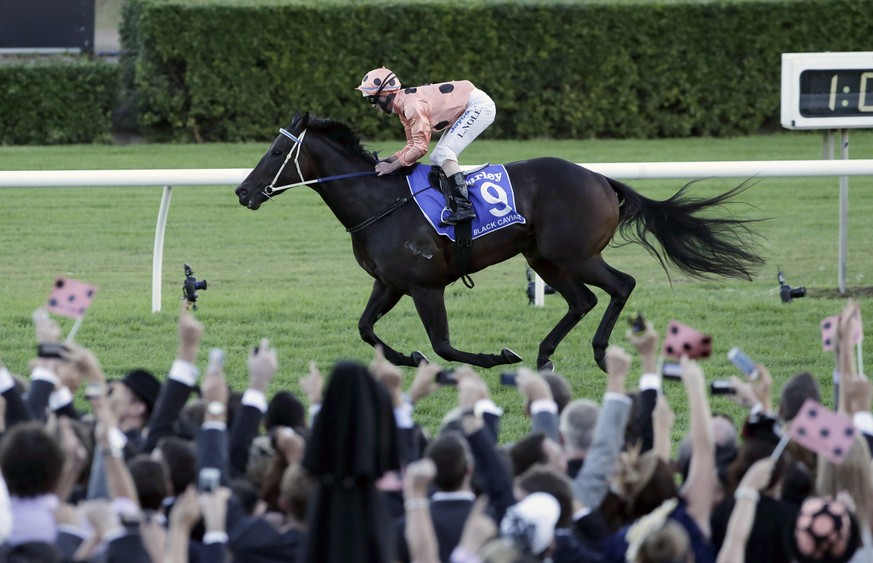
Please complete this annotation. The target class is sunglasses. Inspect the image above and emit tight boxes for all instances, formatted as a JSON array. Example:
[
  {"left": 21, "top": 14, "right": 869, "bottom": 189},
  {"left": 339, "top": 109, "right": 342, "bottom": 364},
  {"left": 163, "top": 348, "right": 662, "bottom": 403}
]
[{"left": 367, "top": 95, "right": 378, "bottom": 105}]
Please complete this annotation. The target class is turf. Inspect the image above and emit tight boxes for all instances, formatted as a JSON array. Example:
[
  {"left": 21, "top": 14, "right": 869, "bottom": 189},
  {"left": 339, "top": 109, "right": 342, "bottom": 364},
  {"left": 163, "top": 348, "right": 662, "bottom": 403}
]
[{"left": 1, "top": 129, "right": 872, "bottom": 442}]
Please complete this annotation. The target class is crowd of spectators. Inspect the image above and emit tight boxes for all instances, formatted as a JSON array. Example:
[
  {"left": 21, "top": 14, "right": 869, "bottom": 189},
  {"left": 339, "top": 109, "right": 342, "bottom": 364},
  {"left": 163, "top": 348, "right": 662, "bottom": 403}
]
[{"left": 0, "top": 298, "right": 871, "bottom": 563}]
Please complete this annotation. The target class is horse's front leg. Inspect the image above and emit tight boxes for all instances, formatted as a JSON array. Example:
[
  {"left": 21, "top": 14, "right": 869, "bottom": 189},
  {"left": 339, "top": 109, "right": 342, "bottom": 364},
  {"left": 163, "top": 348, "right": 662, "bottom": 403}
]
[
  {"left": 409, "top": 286, "right": 522, "bottom": 368},
  {"left": 358, "top": 279, "right": 426, "bottom": 367}
]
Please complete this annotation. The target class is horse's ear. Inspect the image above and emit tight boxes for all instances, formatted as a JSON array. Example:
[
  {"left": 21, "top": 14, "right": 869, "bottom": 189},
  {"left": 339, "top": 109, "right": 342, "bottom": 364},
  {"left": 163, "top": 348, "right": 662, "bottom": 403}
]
[
  {"left": 292, "top": 111, "right": 301, "bottom": 124},
  {"left": 300, "top": 112, "right": 310, "bottom": 128}
]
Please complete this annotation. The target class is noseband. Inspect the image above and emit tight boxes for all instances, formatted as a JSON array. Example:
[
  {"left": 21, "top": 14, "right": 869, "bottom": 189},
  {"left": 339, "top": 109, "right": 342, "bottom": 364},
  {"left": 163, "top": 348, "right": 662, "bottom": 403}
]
[{"left": 263, "top": 128, "right": 308, "bottom": 198}]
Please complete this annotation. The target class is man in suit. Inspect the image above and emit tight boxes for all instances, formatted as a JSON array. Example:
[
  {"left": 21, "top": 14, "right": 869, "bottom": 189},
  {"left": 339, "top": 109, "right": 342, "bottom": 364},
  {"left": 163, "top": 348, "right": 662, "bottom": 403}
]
[{"left": 394, "top": 432, "right": 476, "bottom": 562}]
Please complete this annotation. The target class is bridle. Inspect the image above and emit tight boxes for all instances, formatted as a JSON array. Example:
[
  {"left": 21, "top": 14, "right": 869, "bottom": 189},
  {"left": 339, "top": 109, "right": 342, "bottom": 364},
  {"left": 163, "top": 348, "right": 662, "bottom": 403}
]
[
  {"left": 261, "top": 127, "right": 378, "bottom": 200},
  {"left": 262, "top": 128, "right": 308, "bottom": 197}
]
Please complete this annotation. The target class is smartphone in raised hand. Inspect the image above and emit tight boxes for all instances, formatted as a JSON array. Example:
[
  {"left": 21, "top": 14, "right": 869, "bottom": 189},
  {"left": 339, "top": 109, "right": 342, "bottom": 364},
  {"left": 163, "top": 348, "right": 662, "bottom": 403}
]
[{"left": 727, "top": 347, "right": 758, "bottom": 380}]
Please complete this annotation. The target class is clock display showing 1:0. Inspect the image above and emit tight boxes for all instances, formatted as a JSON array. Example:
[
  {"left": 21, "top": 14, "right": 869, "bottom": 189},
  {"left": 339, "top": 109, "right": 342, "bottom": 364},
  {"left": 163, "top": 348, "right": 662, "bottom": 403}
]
[{"left": 800, "top": 69, "right": 873, "bottom": 117}]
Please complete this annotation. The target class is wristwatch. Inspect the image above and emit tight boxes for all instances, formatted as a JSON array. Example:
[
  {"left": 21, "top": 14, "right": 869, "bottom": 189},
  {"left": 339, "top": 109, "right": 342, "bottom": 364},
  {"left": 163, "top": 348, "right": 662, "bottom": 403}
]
[{"left": 207, "top": 401, "right": 226, "bottom": 417}]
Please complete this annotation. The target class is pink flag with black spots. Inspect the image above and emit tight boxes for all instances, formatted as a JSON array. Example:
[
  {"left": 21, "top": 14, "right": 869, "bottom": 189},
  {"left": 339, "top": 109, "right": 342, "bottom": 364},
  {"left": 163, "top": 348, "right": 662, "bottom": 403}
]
[
  {"left": 47, "top": 277, "right": 97, "bottom": 318},
  {"left": 790, "top": 399, "right": 855, "bottom": 464}
]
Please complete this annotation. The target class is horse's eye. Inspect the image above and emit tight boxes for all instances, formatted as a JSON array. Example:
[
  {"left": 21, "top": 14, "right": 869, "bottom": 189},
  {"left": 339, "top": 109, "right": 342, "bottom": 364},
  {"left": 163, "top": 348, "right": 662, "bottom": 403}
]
[{"left": 272, "top": 149, "right": 282, "bottom": 156}]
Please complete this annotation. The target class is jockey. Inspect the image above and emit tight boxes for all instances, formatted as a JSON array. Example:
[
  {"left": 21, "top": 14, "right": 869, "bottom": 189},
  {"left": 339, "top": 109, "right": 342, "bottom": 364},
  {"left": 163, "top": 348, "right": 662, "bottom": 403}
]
[{"left": 356, "top": 67, "right": 496, "bottom": 225}]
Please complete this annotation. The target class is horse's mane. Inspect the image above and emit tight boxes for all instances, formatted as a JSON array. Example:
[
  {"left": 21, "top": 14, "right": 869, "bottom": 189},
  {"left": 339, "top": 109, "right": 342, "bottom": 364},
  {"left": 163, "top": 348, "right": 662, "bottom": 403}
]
[{"left": 306, "top": 116, "right": 377, "bottom": 165}]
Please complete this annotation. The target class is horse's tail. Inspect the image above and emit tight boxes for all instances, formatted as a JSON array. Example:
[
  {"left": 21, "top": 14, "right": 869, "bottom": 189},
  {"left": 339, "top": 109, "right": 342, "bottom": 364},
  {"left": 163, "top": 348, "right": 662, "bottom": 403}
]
[{"left": 607, "top": 178, "right": 765, "bottom": 280}]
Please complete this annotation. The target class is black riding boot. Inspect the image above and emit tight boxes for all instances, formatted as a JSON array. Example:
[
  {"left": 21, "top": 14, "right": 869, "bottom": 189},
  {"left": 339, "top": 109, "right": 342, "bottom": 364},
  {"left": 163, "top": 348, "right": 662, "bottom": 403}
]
[{"left": 441, "top": 172, "right": 476, "bottom": 225}]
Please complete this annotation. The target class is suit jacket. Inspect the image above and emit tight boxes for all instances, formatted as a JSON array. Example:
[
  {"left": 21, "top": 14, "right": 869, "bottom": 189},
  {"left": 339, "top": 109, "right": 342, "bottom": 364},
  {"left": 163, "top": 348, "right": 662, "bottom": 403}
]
[
  {"left": 26, "top": 378, "right": 55, "bottom": 422},
  {"left": 394, "top": 495, "right": 474, "bottom": 562},
  {"left": 572, "top": 395, "right": 631, "bottom": 511},
  {"left": 104, "top": 532, "right": 151, "bottom": 563},
  {"left": 572, "top": 508, "right": 612, "bottom": 554},
  {"left": 553, "top": 528, "right": 604, "bottom": 563},
  {"left": 226, "top": 498, "right": 305, "bottom": 562},
  {"left": 3, "top": 385, "right": 31, "bottom": 428},
  {"left": 632, "top": 388, "right": 657, "bottom": 453},
  {"left": 197, "top": 425, "right": 231, "bottom": 488},
  {"left": 229, "top": 404, "right": 263, "bottom": 479},
  {"left": 143, "top": 378, "right": 194, "bottom": 453},
  {"left": 466, "top": 426, "right": 515, "bottom": 522}
]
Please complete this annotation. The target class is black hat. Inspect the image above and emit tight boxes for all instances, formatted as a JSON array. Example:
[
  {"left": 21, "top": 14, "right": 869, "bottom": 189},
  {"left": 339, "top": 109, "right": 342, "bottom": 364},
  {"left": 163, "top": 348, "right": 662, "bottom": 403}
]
[{"left": 120, "top": 369, "right": 161, "bottom": 413}]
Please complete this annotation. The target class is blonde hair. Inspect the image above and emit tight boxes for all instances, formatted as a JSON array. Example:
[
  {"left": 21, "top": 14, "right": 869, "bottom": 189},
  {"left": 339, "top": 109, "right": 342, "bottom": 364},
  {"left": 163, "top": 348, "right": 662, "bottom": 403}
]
[
  {"left": 636, "top": 520, "right": 691, "bottom": 563},
  {"left": 816, "top": 432, "right": 873, "bottom": 529}
]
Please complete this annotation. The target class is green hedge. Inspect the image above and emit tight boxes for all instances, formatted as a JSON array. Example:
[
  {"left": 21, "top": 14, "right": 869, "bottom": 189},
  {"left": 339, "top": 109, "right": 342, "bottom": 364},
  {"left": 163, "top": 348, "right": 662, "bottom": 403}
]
[
  {"left": 0, "top": 60, "right": 119, "bottom": 145},
  {"left": 119, "top": 0, "right": 873, "bottom": 142}
]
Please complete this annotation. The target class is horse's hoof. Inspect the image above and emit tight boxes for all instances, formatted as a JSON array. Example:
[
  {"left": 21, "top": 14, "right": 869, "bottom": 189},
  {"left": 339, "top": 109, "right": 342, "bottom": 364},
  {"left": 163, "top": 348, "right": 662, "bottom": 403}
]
[
  {"left": 538, "top": 360, "right": 555, "bottom": 373},
  {"left": 411, "top": 351, "right": 429, "bottom": 366},
  {"left": 501, "top": 348, "right": 523, "bottom": 364}
]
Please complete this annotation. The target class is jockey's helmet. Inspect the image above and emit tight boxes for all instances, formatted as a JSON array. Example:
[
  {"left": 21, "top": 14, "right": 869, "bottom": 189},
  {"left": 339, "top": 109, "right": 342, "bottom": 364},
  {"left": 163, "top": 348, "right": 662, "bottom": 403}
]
[{"left": 356, "top": 67, "right": 401, "bottom": 98}]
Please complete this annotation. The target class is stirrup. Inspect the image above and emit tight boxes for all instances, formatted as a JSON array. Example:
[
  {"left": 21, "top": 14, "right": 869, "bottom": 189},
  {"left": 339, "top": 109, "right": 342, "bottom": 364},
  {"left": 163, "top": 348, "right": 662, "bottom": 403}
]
[{"left": 441, "top": 207, "right": 476, "bottom": 225}]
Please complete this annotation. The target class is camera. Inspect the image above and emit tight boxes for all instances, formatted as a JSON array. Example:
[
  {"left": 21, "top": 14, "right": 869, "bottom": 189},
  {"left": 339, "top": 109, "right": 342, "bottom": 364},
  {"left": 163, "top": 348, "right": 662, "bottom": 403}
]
[
  {"left": 37, "top": 342, "right": 68, "bottom": 359},
  {"left": 198, "top": 467, "right": 221, "bottom": 492},
  {"left": 500, "top": 372, "right": 517, "bottom": 386},
  {"left": 627, "top": 311, "right": 646, "bottom": 335},
  {"left": 778, "top": 271, "right": 805, "bottom": 303},
  {"left": 661, "top": 361, "right": 682, "bottom": 380},
  {"left": 182, "top": 263, "right": 207, "bottom": 309},
  {"left": 436, "top": 369, "right": 458, "bottom": 385},
  {"left": 710, "top": 379, "right": 735, "bottom": 395},
  {"left": 525, "top": 268, "right": 555, "bottom": 305}
]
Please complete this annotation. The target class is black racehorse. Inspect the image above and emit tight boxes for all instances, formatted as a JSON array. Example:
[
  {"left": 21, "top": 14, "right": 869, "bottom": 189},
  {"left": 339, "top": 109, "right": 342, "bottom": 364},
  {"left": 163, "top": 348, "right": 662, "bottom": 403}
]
[{"left": 235, "top": 112, "right": 763, "bottom": 371}]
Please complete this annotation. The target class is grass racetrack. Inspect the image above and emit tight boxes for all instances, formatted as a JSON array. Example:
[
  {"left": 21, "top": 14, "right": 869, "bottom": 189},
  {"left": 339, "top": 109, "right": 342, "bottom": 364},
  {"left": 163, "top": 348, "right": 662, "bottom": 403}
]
[{"left": 1, "top": 130, "right": 872, "bottom": 441}]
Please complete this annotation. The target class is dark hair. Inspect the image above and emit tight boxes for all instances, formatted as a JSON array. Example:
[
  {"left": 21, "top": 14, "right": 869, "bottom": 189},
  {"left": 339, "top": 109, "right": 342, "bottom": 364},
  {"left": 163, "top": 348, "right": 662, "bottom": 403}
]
[
  {"left": 172, "top": 400, "right": 206, "bottom": 441},
  {"left": 510, "top": 433, "right": 548, "bottom": 477},
  {"left": 517, "top": 464, "right": 574, "bottom": 528},
  {"left": 265, "top": 391, "right": 306, "bottom": 431},
  {"left": 230, "top": 478, "right": 261, "bottom": 516},
  {"left": 156, "top": 436, "right": 197, "bottom": 496},
  {"left": 727, "top": 436, "right": 789, "bottom": 494},
  {"left": 128, "top": 455, "right": 169, "bottom": 511},
  {"left": 426, "top": 432, "right": 471, "bottom": 492},
  {"left": 0, "top": 421, "right": 64, "bottom": 497},
  {"left": 628, "top": 459, "right": 678, "bottom": 521}
]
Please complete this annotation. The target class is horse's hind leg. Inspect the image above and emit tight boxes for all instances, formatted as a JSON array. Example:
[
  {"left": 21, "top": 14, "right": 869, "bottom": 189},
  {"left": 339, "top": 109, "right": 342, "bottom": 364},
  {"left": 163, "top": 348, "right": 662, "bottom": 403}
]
[
  {"left": 409, "top": 285, "right": 522, "bottom": 368},
  {"left": 578, "top": 257, "right": 636, "bottom": 371},
  {"left": 529, "top": 260, "right": 600, "bottom": 370},
  {"left": 358, "top": 279, "right": 424, "bottom": 367}
]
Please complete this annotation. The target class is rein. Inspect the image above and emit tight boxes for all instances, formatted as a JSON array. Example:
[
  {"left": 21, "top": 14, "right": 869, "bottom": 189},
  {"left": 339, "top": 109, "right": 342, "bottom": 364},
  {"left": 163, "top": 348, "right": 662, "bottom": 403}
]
[
  {"left": 263, "top": 126, "right": 432, "bottom": 234},
  {"left": 262, "top": 127, "right": 377, "bottom": 197},
  {"left": 346, "top": 186, "right": 432, "bottom": 233}
]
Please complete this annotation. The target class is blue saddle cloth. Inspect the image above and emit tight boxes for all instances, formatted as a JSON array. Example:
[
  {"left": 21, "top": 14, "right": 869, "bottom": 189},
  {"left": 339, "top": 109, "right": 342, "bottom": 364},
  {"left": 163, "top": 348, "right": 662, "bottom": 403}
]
[{"left": 405, "top": 164, "right": 526, "bottom": 242}]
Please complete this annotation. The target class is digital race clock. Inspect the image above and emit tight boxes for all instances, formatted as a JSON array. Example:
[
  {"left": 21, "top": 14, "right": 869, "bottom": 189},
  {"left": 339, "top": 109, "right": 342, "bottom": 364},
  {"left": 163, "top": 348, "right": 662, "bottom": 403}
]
[{"left": 781, "top": 52, "right": 873, "bottom": 130}]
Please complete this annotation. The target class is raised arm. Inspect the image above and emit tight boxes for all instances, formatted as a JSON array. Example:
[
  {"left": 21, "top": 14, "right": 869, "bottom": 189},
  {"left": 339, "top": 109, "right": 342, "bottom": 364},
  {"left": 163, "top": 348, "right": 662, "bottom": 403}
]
[
  {"left": 715, "top": 458, "right": 775, "bottom": 563},
  {"left": 144, "top": 302, "right": 203, "bottom": 453},
  {"left": 229, "top": 339, "right": 277, "bottom": 477},
  {"left": 516, "top": 368, "right": 560, "bottom": 443},
  {"left": 403, "top": 458, "right": 440, "bottom": 563},
  {"left": 679, "top": 355, "right": 716, "bottom": 538},
  {"left": 573, "top": 345, "right": 632, "bottom": 510}
]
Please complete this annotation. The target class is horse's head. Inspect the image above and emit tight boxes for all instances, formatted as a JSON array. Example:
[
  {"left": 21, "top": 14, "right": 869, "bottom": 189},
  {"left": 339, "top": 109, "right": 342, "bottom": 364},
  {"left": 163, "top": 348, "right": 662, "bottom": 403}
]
[{"left": 235, "top": 112, "right": 312, "bottom": 210}]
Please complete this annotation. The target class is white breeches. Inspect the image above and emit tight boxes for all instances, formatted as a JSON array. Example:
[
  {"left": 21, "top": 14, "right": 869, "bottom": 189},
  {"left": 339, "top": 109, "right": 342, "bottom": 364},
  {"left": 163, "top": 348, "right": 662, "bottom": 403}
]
[{"left": 430, "top": 88, "right": 496, "bottom": 168}]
